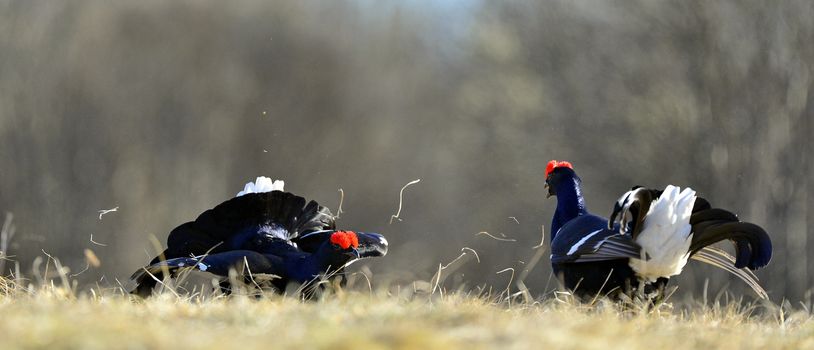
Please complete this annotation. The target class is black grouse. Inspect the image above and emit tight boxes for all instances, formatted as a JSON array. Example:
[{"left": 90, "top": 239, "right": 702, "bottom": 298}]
[
  {"left": 544, "top": 160, "right": 772, "bottom": 300},
  {"left": 131, "top": 177, "right": 388, "bottom": 297}
]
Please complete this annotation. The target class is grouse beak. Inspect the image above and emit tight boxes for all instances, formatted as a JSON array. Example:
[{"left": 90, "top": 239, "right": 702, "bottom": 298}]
[
  {"left": 355, "top": 232, "right": 388, "bottom": 257},
  {"left": 544, "top": 183, "right": 551, "bottom": 198}
]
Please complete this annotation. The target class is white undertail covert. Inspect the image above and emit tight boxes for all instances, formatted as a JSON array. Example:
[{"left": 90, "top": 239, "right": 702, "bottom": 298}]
[
  {"left": 236, "top": 176, "right": 285, "bottom": 197},
  {"left": 628, "top": 185, "right": 696, "bottom": 281}
]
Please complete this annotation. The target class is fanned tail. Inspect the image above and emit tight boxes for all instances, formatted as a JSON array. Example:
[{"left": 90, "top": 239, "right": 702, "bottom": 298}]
[
  {"left": 688, "top": 206, "right": 772, "bottom": 270},
  {"left": 608, "top": 187, "right": 773, "bottom": 296},
  {"left": 691, "top": 246, "right": 768, "bottom": 299},
  {"left": 167, "top": 190, "right": 335, "bottom": 254}
]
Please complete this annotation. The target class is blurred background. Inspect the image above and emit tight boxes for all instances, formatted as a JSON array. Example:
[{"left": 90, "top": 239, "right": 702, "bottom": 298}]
[{"left": 0, "top": 0, "right": 812, "bottom": 301}]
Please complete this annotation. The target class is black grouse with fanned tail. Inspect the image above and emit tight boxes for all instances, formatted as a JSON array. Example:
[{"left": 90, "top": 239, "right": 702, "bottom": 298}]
[
  {"left": 544, "top": 160, "right": 772, "bottom": 300},
  {"left": 131, "top": 177, "right": 388, "bottom": 297}
]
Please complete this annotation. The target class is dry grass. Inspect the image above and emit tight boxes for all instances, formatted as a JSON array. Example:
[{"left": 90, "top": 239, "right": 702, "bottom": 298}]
[{"left": 1, "top": 277, "right": 813, "bottom": 350}]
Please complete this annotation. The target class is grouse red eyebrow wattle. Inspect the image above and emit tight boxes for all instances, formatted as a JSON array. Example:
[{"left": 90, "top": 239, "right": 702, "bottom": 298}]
[
  {"left": 545, "top": 160, "right": 574, "bottom": 177},
  {"left": 330, "top": 231, "right": 359, "bottom": 249}
]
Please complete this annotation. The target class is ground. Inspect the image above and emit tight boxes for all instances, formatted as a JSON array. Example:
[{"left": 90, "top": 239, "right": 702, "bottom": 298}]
[{"left": 0, "top": 278, "right": 812, "bottom": 350}]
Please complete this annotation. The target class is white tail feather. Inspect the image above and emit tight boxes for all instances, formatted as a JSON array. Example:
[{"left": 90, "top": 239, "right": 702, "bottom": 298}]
[
  {"left": 236, "top": 176, "right": 285, "bottom": 197},
  {"left": 629, "top": 185, "right": 696, "bottom": 281}
]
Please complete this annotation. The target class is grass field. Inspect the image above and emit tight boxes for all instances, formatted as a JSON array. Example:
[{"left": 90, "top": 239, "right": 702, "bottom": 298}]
[{"left": 1, "top": 277, "right": 813, "bottom": 350}]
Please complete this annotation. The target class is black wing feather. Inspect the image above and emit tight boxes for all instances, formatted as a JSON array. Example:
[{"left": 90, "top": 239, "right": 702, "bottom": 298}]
[
  {"left": 567, "top": 234, "right": 645, "bottom": 263},
  {"left": 165, "top": 191, "right": 335, "bottom": 258},
  {"left": 552, "top": 216, "right": 645, "bottom": 264}
]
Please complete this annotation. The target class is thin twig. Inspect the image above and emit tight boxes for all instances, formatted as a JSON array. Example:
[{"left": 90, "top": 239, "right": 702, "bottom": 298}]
[
  {"left": 516, "top": 280, "right": 533, "bottom": 304},
  {"left": 98, "top": 207, "right": 119, "bottom": 220},
  {"left": 348, "top": 270, "right": 373, "bottom": 295},
  {"left": 496, "top": 267, "right": 515, "bottom": 300},
  {"left": 336, "top": 188, "right": 345, "bottom": 218},
  {"left": 389, "top": 179, "right": 421, "bottom": 224},
  {"left": 517, "top": 244, "right": 546, "bottom": 284},
  {"left": 590, "top": 268, "right": 615, "bottom": 305},
  {"left": 141, "top": 269, "right": 181, "bottom": 298},
  {"left": 41, "top": 249, "right": 73, "bottom": 295},
  {"left": 532, "top": 225, "right": 546, "bottom": 248},
  {"left": 70, "top": 263, "right": 90, "bottom": 278},
  {"left": 90, "top": 234, "right": 108, "bottom": 247},
  {"left": 476, "top": 231, "right": 517, "bottom": 242},
  {"left": 242, "top": 256, "right": 265, "bottom": 293},
  {"left": 0, "top": 213, "right": 15, "bottom": 273},
  {"left": 431, "top": 263, "right": 444, "bottom": 296},
  {"left": 431, "top": 248, "right": 480, "bottom": 295},
  {"left": 508, "top": 216, "right": 520, "bottom": 224},
  {"left": 461, "top": 247, "right": 480, "bottom": 263}
]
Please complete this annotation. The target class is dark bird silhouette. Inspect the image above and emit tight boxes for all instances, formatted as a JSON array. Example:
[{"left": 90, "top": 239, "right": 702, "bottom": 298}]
[
  {"left": 544, "top": 160, "right": 772, "bottom": 300},
  {"left": 131, "top": 177, "right": 388, "bottom": 297}
]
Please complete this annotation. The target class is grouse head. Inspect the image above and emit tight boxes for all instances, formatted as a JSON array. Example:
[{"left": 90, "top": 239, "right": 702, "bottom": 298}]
[
  {"left": 330, "top": 231, "right": 360, "bottom": 255},
  {"left": 307, "top": 230, "right": 361, "bottom": 272},
  {"left": 544, "top": 160, "right": 575, "bottom": 198}
]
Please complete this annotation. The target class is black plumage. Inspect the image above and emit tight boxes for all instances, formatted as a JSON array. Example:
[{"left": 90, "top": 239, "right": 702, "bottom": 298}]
[
  {"left": 545, "top": 160, "right": 772, "bottom": 300},
  {"left": 131, "top": 189, "right": 387, "bottom": 297}
]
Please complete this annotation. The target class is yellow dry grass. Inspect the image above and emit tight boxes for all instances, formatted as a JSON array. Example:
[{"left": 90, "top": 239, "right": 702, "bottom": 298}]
[{"left": 1, "top": 277, "right": 813, "bottom": 350}]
